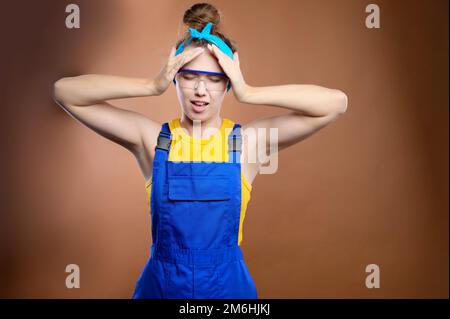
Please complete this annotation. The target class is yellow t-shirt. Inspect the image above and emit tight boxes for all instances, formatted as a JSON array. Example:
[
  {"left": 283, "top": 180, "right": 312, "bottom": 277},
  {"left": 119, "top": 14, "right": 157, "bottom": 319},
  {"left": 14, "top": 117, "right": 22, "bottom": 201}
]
[{"left": 145, "top": 118, "right": 252, "bottom": 246}]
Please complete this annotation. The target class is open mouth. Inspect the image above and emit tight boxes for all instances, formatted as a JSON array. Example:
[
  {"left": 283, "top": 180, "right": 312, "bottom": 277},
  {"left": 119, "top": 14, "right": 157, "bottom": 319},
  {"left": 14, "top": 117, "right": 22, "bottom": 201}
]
[{"left": 191, "top": 100, "right": 210, "bottom": 113}]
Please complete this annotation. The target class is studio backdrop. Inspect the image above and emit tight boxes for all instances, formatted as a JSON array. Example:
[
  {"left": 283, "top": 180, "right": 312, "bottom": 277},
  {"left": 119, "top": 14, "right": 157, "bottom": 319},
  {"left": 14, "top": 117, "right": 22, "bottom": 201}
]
[{"left": 0, "top": 0, "right": 448, "bottom": 298}]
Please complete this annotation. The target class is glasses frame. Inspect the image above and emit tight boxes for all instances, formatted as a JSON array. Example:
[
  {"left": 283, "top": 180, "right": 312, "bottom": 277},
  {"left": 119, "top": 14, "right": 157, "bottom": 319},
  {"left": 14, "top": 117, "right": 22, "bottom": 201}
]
[{"left": 175, "top": 68, "right": 230, "bottom": 92}]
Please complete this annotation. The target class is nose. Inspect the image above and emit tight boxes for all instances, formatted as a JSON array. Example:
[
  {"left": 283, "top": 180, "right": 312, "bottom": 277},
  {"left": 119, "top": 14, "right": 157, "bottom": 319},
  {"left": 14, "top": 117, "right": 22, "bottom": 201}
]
[{"left": 194, "top": 79, "right": 207, "bottom": 96}]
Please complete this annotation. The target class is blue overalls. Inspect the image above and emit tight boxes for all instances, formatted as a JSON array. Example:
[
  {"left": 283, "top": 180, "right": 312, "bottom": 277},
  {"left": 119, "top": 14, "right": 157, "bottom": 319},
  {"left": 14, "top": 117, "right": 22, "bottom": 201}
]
[{"left": 132, "top": 121, "right": 258, "bottom": 299}]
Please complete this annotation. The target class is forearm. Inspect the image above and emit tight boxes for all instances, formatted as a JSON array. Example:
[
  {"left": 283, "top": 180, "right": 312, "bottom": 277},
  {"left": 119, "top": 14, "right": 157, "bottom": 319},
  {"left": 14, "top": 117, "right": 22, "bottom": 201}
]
[
  {"left": 53, "top": 74, "right": 159, "bottom": 106},
  {"left": 240, "top": 83, "right": 348, "bottom": 116}
]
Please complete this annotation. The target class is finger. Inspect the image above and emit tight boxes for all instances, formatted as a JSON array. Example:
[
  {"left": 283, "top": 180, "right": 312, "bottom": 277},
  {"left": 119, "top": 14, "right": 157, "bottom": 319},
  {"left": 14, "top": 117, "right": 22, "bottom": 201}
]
[
  {"left": 177, "top": 47, "right": 203, "bottom": 63},
  {"left": 211, "top": 44, "right": 231, "bottom": 62},
  {"left": 169, "top": 46, "right": 176, "bottom": 58},
  {"left": 234, "top": 51, "right": 240, "bottom": 66},
  {"left": 173, "top": 48, "right": 203, "bottom": 73},
  {"left": 192, "top": 47, "right": 205, "bottom": 56},
  {"left": 183, "top": 47, "right": 204, "bottom": 64},
  {"left": 212, "top": 45, "right": 228, "bottom": 57},
  {"left": 207, "top": 44, "right": 217, "bottom": 57},
  {"left": 186, "top": 47, "right": 204, "bottom": 57},
  {"left": 211, "top": 44, "right": 221, "bottom": 57}
]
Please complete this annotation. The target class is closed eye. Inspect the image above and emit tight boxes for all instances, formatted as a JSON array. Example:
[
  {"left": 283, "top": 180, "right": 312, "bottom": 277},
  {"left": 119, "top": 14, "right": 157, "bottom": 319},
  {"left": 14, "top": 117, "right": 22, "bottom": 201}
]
[
  {"left": 182, "top": 72, "right": 197, "bottom": 79},
  {"left": 208, "top": 76, "right": 226, "bottom": 82}
]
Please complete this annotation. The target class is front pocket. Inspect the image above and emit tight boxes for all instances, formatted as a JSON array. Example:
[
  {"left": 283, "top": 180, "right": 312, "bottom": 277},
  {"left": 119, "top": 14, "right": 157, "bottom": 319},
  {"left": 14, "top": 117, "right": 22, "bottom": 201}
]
[
  {"left": 162, "top": 161, "right": 236, "bottom": 248},
  {"left": 168, "top": 175, "right": 231, "bottom": 201}
]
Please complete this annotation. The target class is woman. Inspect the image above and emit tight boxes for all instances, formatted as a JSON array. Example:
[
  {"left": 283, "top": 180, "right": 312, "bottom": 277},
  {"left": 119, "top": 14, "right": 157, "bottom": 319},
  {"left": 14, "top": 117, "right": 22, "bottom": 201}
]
[{"left": 53, "top": 3, "right": 347, "bottom": 299}]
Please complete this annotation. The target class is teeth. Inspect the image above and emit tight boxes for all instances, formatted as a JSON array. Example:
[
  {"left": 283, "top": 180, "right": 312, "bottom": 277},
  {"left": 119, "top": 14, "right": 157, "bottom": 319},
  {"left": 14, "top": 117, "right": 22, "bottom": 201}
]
[{"left": 193, "top": 102, "right": 207, "bottom": 106}]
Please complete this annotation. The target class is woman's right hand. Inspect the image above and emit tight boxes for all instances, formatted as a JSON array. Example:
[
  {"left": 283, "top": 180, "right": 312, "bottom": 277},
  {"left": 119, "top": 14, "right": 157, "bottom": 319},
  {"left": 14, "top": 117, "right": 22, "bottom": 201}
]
[{"left": 152, "top": 46, "right": 205, "bottom": 96}]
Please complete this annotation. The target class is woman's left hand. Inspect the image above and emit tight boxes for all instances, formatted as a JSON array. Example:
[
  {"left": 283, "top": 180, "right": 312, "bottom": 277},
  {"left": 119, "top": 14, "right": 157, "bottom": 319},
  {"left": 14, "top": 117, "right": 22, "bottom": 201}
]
[{"left": 207, "top": 44, "right": 250, "bottom": 102}]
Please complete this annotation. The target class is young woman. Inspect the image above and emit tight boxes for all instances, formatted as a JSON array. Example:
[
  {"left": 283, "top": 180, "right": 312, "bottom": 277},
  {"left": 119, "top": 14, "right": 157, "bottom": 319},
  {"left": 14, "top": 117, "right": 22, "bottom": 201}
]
[{"left": 53, "top": 3, "right": 347, "bottom": 299}]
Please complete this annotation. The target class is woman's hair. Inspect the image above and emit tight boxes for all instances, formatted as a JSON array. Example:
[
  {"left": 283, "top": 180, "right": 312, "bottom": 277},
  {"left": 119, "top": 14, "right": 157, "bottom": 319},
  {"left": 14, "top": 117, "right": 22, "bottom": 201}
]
[{"left": 175, "top": 2, "right": 237, "bottom": 53}]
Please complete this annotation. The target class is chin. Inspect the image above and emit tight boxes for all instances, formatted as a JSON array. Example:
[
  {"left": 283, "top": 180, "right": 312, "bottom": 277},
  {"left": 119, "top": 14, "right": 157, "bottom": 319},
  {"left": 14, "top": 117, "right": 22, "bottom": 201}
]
[{"left": 188, "top": 108, "right": 213, "bottom": 121}]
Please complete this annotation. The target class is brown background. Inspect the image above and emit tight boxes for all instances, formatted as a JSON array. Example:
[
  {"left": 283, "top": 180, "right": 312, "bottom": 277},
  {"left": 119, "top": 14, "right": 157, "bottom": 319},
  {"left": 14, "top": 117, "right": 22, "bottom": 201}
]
[{"left": 0, "top": 0, "right": 448, "bottom": 298}]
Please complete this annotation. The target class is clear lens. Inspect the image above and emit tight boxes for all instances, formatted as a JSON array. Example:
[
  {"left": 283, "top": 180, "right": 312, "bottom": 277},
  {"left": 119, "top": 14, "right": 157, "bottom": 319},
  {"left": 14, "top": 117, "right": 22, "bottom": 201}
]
[{"left": 176, "top": 71, "right": 229, "bottom": 92}]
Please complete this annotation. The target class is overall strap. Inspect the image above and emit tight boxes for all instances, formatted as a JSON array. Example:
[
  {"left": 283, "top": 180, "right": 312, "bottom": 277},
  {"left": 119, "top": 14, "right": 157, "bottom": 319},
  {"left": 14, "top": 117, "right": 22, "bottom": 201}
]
[
  {"left": 155, "top": 122, "right": 172, "bottom": 152},
  {"left": 150, "top": 123, "right": 171, "bottom": 225},
  {"left": 228, "top": 123, "right": 242, "bottom": 163},
  {"left": 153, "top": 122, "right": 172, "bottom": 166}
]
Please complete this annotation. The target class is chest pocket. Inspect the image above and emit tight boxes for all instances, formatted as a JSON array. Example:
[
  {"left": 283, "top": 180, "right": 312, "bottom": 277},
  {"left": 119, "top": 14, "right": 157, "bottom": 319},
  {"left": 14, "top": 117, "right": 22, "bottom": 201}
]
[{"left": 168, "top": 175, "right": 231, "bottom": 201}]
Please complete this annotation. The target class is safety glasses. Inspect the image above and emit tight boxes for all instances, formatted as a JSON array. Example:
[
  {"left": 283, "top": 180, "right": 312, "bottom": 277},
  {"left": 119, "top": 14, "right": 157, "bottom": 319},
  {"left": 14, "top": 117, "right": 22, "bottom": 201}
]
[{"left": 175, "top": 69, "right": 230, "bottom": 92}]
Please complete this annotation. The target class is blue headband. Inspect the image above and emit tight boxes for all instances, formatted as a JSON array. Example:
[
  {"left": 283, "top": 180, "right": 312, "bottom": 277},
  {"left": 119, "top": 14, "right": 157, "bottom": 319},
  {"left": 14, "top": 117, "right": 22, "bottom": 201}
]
[{"left": 173, "top": 22, "right": 233, "bottom": 92}]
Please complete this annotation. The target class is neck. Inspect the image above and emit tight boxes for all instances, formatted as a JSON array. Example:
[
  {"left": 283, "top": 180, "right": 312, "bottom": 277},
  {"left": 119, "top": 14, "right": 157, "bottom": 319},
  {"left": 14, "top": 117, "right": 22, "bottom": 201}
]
[{"left": 179, "top": 115, "right": 223, "bottom": 139}]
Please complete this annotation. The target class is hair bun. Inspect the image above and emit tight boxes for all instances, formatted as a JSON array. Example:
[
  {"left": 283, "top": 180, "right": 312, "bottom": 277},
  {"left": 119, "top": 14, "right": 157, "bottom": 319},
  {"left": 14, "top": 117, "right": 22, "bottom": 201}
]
[
  {"left": 176, "top": 2, "right": 237, "bottom": 54},
  {"left": 183, "top": 3, "right": 221, "bottom": 32}
]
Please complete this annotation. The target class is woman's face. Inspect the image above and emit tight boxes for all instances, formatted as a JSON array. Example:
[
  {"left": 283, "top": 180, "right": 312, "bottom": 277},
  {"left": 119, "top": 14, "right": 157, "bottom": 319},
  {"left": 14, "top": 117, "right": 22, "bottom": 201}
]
[{"left": 175, "top": 45, "right": 229, "bottom": 123}]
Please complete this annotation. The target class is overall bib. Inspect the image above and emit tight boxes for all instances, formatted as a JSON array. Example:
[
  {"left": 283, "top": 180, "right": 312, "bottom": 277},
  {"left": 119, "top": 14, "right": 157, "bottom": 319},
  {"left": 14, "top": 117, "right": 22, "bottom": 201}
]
[{"left": 132, "top": 121, "right": 258, "bottom": 299}]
